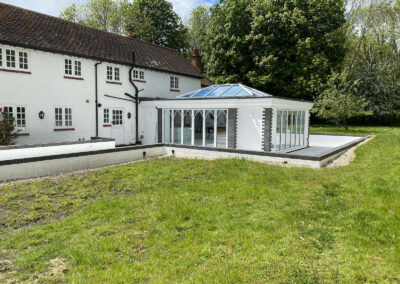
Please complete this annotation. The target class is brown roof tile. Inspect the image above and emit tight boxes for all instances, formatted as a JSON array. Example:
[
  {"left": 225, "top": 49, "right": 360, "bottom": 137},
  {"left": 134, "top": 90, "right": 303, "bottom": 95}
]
[{"left": 0, "top": 3, "right": 203, "bottom": 78}]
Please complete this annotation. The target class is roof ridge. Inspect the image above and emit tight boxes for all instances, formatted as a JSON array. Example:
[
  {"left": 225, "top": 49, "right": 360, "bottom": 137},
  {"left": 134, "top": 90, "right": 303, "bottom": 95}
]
[{"left": 0, "top": 2, "right": 181, "bottom": 54}]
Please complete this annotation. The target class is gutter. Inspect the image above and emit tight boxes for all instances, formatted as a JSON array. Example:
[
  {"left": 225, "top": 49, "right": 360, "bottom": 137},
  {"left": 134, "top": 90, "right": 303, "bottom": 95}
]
[
  {"left": 94, "top": 61, "right": 102, "bottom": 137},
  {"left": 126, "top": 52, "right": 141, "bottom": 145}
]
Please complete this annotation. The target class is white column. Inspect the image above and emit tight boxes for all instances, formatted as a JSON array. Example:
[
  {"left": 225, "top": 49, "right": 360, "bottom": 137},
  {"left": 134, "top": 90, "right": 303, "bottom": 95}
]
[
  {"left": 214, "top": 110, "right": 217, "bottom": 148},
  {"left": 191, "top": 109, "right": 194, "bottom": 145},
  {"left": 202, "top": 110, "right": 206, "bottom": 146},
  {"left": 171, "top": 111, "right": 174, "bottom": 144},
  {"left": 181, "top": 110, "right": 184, "bottom": 144}
]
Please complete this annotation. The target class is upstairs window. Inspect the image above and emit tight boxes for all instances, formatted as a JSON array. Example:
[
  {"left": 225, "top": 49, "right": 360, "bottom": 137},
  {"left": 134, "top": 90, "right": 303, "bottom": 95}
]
[
  {"left": 107, "top": 66, "right": 120, "bottom": 82},
  {"left": 19, "top": 52, "right": 28, "bottom": 70},
  {"left": 107, "top": 66, "right": 113, "bottom": 80},
  {"left": 170, "top": 76, "right": 179, "bottom": 90},
  {"left": 6, "top": 49, "right": 16, "bottom": 68},
  {"left": 65, "top": 59, "right": 82, "bottom": 77},
  {"left": 133, "top": 69, "right": 144, "bottom": 81},
  {"left": 65, "top": 59, "right": 72, "bottom": 75},
  {"left": 74, "top": 61, "right": 81, "bottom": 76},
  {"left": 0, "top": 47, "right": 30, "bottom": 71}
]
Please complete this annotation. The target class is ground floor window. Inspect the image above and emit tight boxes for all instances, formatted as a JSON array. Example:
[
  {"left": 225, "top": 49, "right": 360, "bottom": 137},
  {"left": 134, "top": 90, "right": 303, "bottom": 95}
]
[
  {"left": 163, "top": 109, "right": 228, "bottom": 148},
  {"left": 1, "top": 106, "right": 27, "bottom": 133},
  {"left": 55, "top": 107, "right": 72, "bottom": 128},
  {"left": 275, "top": 110, "right": 306, "bottom": 151}
]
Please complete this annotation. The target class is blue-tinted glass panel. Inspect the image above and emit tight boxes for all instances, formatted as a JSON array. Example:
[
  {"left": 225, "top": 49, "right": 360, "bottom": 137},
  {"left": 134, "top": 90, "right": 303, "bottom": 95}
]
[
  {"left": 236, "top": 89, "right": 251, "bottom": 96},
  {"left": 220, "top": 85, "right": 241, "bottom": 96},
  {"left": 193, "top": 86, "right": 216, "bottom": 97},
  {"left": 180, "top": 91, "right": 197, "bottom": 98},
  {"left": 207, "top": 85, "right": 231, "bottom": 97}
]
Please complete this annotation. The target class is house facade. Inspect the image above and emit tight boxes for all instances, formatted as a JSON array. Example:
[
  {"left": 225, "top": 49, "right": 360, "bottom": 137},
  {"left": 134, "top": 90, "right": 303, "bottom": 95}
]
[{"left": 0, "top": 3, "right": 202, "bottom": 145}]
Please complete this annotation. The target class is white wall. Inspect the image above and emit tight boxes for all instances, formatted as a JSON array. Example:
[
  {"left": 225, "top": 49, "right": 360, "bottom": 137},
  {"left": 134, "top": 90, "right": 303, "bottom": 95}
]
[{"left": 0, "top": 44, "right": 201, "bottom": 146}]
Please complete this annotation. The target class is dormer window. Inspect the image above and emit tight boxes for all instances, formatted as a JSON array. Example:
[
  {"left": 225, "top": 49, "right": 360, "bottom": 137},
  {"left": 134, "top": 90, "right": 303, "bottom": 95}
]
[
  {"left": 170, "top": 76, "right": 179, "bottom": 90},
  {"left": 133, "top": 69, "right": 145, "bottom": 81}
]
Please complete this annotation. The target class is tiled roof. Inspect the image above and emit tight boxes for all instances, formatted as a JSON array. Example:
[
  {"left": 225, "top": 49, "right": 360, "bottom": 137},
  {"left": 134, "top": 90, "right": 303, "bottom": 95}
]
[{"left": 0, "top": 3, "right": 203, "bottom": 78}]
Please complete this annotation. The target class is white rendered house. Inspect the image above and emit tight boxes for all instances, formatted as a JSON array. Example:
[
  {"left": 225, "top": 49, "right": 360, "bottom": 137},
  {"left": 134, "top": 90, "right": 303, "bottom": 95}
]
[
  {"left": 0, "top": 3, "right": 202, "bottom": 146},
  {"left": 0, "top": 3, "right": 313, "bottom": 153}
]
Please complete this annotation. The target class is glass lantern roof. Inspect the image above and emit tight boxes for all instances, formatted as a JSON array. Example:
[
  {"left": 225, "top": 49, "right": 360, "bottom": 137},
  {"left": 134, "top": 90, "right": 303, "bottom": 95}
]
[{"left": 177, "top": 84, "right": 273, "bottom": 99}]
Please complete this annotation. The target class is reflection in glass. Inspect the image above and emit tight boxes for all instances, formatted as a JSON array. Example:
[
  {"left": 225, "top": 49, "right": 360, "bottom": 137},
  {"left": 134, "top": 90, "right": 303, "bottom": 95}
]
[
  {"left": 216, "top": 110, "right": 227, "bottom": 148},
  {"left": 183, "top": 110, "right": 192, "bottom": 145},
  {"left": 163, "top": 110, "right": 171, "bottom": 143},
  {"left": 205, "top": 110, "right": 215, "bottom": 146},
  {"left": 194, "top": 110, "right": 203, "bottom": 146},
  {"left": 173, "top": 110, "right": 182, "bottom": 144}
]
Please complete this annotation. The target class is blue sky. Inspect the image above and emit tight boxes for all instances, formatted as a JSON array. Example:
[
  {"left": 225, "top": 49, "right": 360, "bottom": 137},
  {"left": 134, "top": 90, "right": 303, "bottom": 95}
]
[{"left": 0, "top": 0, "right": 218, "bottom": 21}]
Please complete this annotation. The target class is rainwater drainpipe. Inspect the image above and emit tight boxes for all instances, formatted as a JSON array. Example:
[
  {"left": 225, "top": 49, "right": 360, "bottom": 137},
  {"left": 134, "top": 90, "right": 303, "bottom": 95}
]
[
  {"left": 126, "top": 52, "right": 141, "bottom": 145},
  {"left": 94, "top": 61, "right": 103, "bottom": 137}
]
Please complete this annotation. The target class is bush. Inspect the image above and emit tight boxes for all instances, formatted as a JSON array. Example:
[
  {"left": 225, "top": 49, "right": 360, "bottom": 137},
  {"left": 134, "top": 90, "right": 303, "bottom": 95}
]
[{"left": 0, "top": 108, "right": 17, "bottom": 146}]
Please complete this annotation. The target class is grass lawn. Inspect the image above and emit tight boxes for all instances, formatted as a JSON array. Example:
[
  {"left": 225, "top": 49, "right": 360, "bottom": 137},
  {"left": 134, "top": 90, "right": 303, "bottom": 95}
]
[{"left": 0, "top": 126, "right": 399, "bottom": 283}]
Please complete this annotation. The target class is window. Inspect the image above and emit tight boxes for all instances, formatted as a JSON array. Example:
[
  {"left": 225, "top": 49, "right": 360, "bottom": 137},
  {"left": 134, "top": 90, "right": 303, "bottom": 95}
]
[
  {"left": 16, "top": 107, "right": 26, "bottom": 132},
  {"left": 65, "top": 59, "right": 81, "bottom": 77},
  {"left": 107, "top": 66, "right": 120, "bottom": 82},
  {"left": 163, "top": 109, "right": 228, "bottom": 148},
  {"left": 55, "top": 107, "right": 72, "bottom": 127},
  {"left": 65, "top": 59, "right": 72, "bottom": 75},
  {"left": 6, "top": 49, "right": 15, "bottom": 68},
  {"left": 112, "top": 109, "right": 123, "bottom": 125},
  {"left": 114, "top": 67, "right": 120, "bottom": 81},
  {"left": 0, "top": 47, "right": 29, "bottom": 71},
  {"left": 132, "top": 69, "right": 144, "bottom": 80},
  {"left": 19, "top": 52, "right": 28, "bottom": 70},
  {"left": 107, "top": 66, "right": 113, "bottom": 80},
  {"left": 104, "top": 108, "right": 110, "bottom": 124},
  {"left": 74, "top": 61, "right": 81, "bottom": 76},
  {"left": 170, "top": 76, "right": 179, "bottom": 89},
  {"left": 275, "top": 110, "right": 306, "bottom": 152}
]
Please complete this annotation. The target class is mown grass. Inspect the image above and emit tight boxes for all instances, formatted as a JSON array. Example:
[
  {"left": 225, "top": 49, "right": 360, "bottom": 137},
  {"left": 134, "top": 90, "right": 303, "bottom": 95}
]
[{"left": 0, "top": 126, "right": 399, "bottom": 283}]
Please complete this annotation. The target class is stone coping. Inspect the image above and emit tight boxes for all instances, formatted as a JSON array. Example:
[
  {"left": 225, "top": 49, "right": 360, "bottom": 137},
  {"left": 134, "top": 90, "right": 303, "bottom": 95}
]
[{"left": 0, "top": 137, "right": 115, "bottom": 151}]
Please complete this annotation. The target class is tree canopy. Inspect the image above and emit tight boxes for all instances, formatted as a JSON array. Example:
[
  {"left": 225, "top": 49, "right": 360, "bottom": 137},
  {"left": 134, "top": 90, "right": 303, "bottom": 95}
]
[{"left": 60, "top": 0, "right": 188, "bottom": 50}]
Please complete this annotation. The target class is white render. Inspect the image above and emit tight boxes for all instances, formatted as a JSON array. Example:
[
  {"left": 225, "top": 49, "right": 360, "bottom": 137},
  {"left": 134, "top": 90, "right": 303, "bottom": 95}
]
[{"left": 0, "top": 43, "right": 201, "bottom": 145}]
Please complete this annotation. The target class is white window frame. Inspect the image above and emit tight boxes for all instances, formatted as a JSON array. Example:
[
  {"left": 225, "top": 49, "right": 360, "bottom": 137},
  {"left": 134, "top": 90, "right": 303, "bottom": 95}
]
[
  {"left": 162, "top": 108, "right": 228, "bottom": 149},
  {"left": 64, "top": 58, "right": 82, "bottom": 78},
  {"left": 107, "top": 66, "right": 121, "bottom": 82},
  {"left": 54, "top": 107, "right": 73, "bottom": 128},
  {"left": 104, "top": 108, "right": 110, "bottom": 124},
  {"left": 170, "top": 76, "right": 179, "bottom": 90},
  {"left": 0, "top": 46, "right": 30, "bottom": 72},
  {"left": 111, "top": 109, "right": 123, "bottom": 126},
  {"left": 132, "top": 69, "right": 145, "bottom": 81},
  {"left": 1, "top": 105, "right": 28, "bottom": 133},
  {"left": 274, "top": 109, "right": 307, "bottom": 153}
]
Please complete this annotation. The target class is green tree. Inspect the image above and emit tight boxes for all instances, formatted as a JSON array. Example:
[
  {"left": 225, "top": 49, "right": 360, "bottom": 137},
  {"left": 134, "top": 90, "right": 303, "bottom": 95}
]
[
  {"left": 0, "top": 108, "right": 17, "bottom": 146},
  {"left": 125, "top": 0, "right": 188, "bottom": 50},
  {"left": 60, "top": 0, "right": 188, "bottom": 50},
  {"left": 312, "top": 71, "right": 371, "bottom": 130},
  {"left": 60, "top": 0, "right": 126, "bottom": 33},
  {"left": 201, "top": 0, "right": 347, "bottom": 100},
  {"left": 187, "top": 5, "right": 210, "bottom": 51},
  {"left": 202, "top": 0, "right": 254, "bottom": 85}
]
